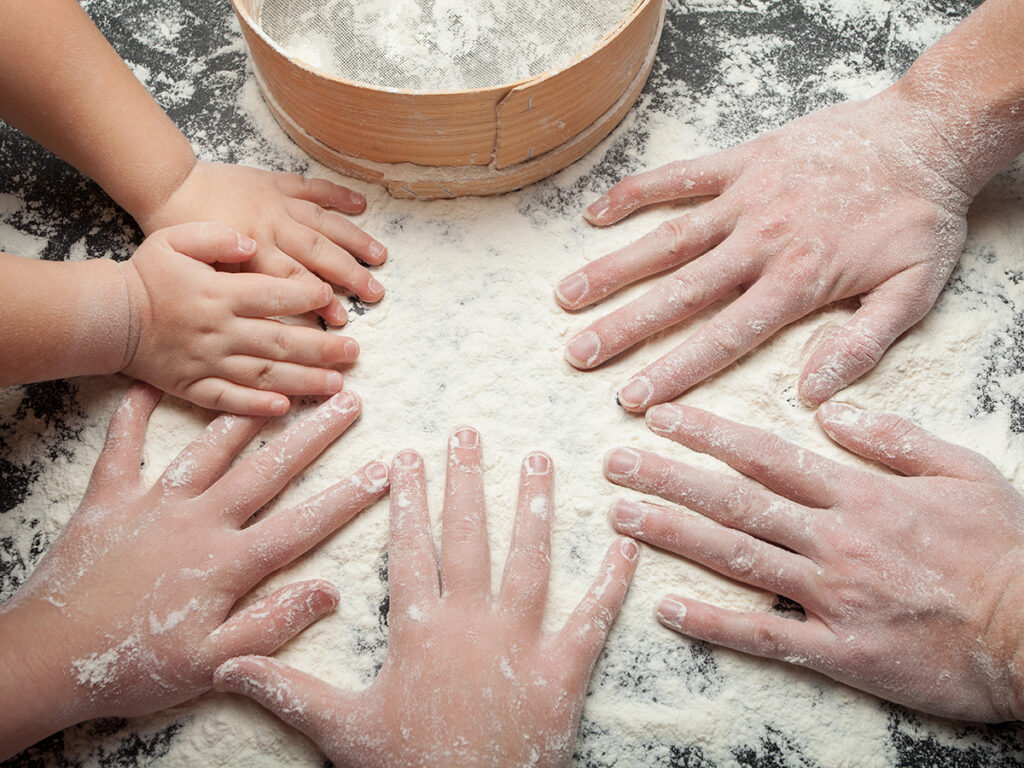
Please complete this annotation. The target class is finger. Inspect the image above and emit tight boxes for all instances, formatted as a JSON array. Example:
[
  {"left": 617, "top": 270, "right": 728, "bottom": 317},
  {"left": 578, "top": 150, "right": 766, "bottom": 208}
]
[
  {"left": 277, "top": 171, "right": 368, "bottom": 216},
  {"left": 440, "top": 428, "right": 491, "bottom": 600},
  {"left": 643, "top": 403, "right": 847, "bottom": 508},
  {"left": 159, "top": 411, "right": 267, "bottom": 494},
  {"left": 246, "top": 245, "right": 349, "bottom": 327},
  {"left": 584, "top": 153, "right": 742, "bottom": 226},
  {"left": 554, "top": 537, "right": 638, "bottom": 685},
  {"left": 555, "top": 200, "right": 735, "bottom": 310},
  {"left": 604, "top": 447, "right": 821, "bottom": 554},
  {"left": 564, "top": 244, "right": 754, "bottom": 370},
  {"left": 287, "top": 198, "right": 387, "bottom": 266},
  {"left": 799, "top": 267, "right": 942, "bottom": 406},
  {"left": 178, "top": 377, "right": 291, "bottom": 417},
  {"left": 610, "top": 498, "right": 821, "bottom": 606},
  {"left": 214, "top": 655, "right": 356, "bottom": 750},
  {"left": 656, "top": 595, "right": 833, "bottom": 667},
  {"left": 205, "top": 390, "right": 362, "bottom": 522},
  {"left": 498, "top": 452, "right": 554, "bottom": 626},
  {"left": 816, "top": 401, "right": 999, "bottom": 481},
  {"left": 161, "top": 221, "right": 258, "bottom": 264},
  {"left": 617, "top": 276, "right": 813, "bottom": 411},
  {"left": 89, "top": 382, "right": 161, "bottom": 486},
  {"left": 237, "top": 323, "right": 359, "bottom": 367},
  {"left": 227, "top": 273, "right": 333, "bottom": 318},
  {"left": 274, "top": 223, "right": 385, "bottom": 304},
  {"left": 204, "top": 580, "right": 339, "bottom": 663},
  {"left": 217, "top": 354, "right": 345, "bottom": 398},
  {"left": 241, "top": 461, "right": 388, "bottom": 576},
  {"left": 388, "top": 450, "right": 441, "bottom": 616}
]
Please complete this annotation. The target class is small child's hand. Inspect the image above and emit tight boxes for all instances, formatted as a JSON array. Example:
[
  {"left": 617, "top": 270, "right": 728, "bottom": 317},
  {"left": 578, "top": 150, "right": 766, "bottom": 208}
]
[
  {"left": 122, "top": 221, "right": 359, "bottom": 415},
  {"left": 0, "top": 384, "right": 389, "bottom": 759},
  {"left": 215, "top": 428, "right": 639, "bottom": 767},
  {"left": 137, "top": 161, "right": 387, "bottom": 327}
]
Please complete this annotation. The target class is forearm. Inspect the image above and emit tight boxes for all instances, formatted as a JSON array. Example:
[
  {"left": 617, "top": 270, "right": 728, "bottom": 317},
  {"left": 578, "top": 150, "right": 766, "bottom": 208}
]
[
  {"left": 891, "top": 0, "right": 1024, "bottom": 195},
  {"left": 0, "top": 252, "right": 135, "bottom": 384},
  {"left": 0, "top": 0, "right": 196, "bottom": 224}
]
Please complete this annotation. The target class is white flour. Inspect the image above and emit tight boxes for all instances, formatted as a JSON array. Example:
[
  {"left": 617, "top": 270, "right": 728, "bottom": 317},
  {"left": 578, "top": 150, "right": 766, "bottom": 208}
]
[{"left": 3, "top": 0, "right": 1023, "bottom": 765}]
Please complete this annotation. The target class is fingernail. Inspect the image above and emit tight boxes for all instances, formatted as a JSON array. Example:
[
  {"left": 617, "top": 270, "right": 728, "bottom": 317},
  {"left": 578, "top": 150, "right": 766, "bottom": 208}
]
[
  {"left": 367, "top": 277, "right": 385, "bottom": 297},
  {"left": 454, "top": 427, "right": 479, "bottom": 449},
  {"left": 555, "top": 273, "right": 589, "bottom": 306},
  {"left": 585, "top": 197, "right": 611, "bottom": 223},
  {"left": 369, "top": 241, "right": 387, "bottom": 260},
  {"left": 619, "top": 537, "right": 640, "bottom": 562},
  {"left": 565, "top": 331, "right": 601, "bottom": 368},
  {"left": 613, "top": 499, "right": 647, "bottom": 532},
  {"left": 366, "top": 461, "right": 389, "bottom": 486},
  {"left": 238, "top": 235, "right": 258, "bottom": 254},
  {"left": 397, "top": 450, "right": 420, "bottom": 468},
  {"left": 657, "top": 598, "right": 687, "bottom": 630},
  {"left": 270, "top": 397, "right": 289, "bottom": 415},
  {"left": 350, "top": 190, "right": 366, "bottom": 206},
  {"left": 646, "top": 403, "right": 684, "bottom": 434},
  {"left": 327, "top": 388, "right": 359, "bottom": 413},
  {"left": 525, "top": 452, "right": 551, "bottom": 476},
  {"left": 344, "top": 339, "right": 360, "bottom": 359},
  {"left": 325, "top": 372, "right": 343, "bottom": 392},
  {"left": 619, "top": 377, "right": 653, "bottom": 409},
  {"left": 605, "top": 447, "right": 640, "bottom": 478}
]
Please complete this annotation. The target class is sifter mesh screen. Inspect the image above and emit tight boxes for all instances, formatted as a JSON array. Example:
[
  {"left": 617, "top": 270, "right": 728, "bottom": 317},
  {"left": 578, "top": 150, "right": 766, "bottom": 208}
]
[{"left": 256, "top": 0, "right": 639, "bottom": 92}]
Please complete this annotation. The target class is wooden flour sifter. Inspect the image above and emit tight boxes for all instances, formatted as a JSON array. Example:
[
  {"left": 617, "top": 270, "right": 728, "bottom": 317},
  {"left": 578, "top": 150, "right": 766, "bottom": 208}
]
[{"left": 230, "top": 0, "right": 666, "bottom": 198}]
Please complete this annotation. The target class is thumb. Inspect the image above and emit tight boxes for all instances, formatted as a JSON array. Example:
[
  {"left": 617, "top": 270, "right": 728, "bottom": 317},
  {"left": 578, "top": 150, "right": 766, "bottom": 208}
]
[
  {"left": 799, "top": 268, "right": 940, "bottom": 406},
  {"left": 214, "top": 656, "right": 357, "bottom": 751},
  {"left": 158, "top": 221, "right": 259, "bottom": 265}
]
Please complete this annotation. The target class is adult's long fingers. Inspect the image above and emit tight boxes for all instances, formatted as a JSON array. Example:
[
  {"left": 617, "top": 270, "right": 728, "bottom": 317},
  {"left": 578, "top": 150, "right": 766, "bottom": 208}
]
[
  {"left": 584, "top": 153, "right": 742, "bottom": 226},
  {"left": 644, "top": 403, "right": 848, "bottom": 509},
  {"left": 498, "top": 452, "right": 555, "bottom": 627},
  {"left": 816, "top": 402, "right": 999, "bottom": 482},
  {"left": 440, "top": 428, "right": 491, "bottom": 601},
  {"left": 555, "top": 200, "right": 735, "bottom": 310},
  {"left": 564, "top": 245, "right": 754, "bottom": 370},
  {"left": 617, "top": 277, "right": 814, "bottom": 411},
  {"left": 159, "top": 411, "right": 266, "bottom": 495},
  {"left": 204, "top": 390, "right": 362, "bottom": 523},
  {"left": 90, "top": 382, "right": 162, "bottom": 487},
  {"left": 799, "top": 267, "right": 944, "bottom": 406},
  {"left": 611, "top": 498, "right": 821, "bottom": 607},
  {"left": 388, "top": 450, "right": 441, "bottom": 617},
  {"left": 604, "top": 446, "right": 822, "bottom": 555}
]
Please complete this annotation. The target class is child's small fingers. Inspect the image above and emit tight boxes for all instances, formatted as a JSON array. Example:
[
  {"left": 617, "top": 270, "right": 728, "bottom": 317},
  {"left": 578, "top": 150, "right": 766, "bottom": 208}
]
[
  {"left": 275, "top": 222, "right": 385, "bottom": 303},
  {"left": 229, "top": 273, "right": 332, "bottom": 318},
  {"left": 239, "top": 323, "right": 359, "bottom": 367},
  {"left": 278, "top": 172, "right": 368, "bottom": 215},
  {"left": 218, "top": 356, "right": 345, "bottom": 398},
  {"left": 554, "top": 537, "right": 638, "bottom": 687},
  {"left": 205, "top": 580, "right": 339, "bottom": 663},
  {"left": 287, "top": 199, "right": 387, "bottom": 266},
  {"left": 90, "top": 382, "right": 162, "bottom": 484},
  {"left": 178, "top": 377, "right": 290, "bottom": 417},
  {"left": 161, "top": 221, "right": 258, "bottom": 264}
]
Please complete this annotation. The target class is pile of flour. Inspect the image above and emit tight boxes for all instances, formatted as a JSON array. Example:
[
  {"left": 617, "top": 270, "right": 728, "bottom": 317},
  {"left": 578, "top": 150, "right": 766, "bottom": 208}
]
[{"left": 258, "top": 0, "right": 638, "bottom": 90}]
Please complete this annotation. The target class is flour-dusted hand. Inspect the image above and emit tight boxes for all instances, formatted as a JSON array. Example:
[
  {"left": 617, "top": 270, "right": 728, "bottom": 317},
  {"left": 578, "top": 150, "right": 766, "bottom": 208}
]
[
  {"left": 604, "top": 401, "right": 1024, "bottom": 722},
  {"left": 121, "top": 222, "right": 362, "bottom": 416},
  {"left": 137, "top": 162, "right": 388, "bottom": 327},
  {"left": 0, "top": 384, "right": 389, "bottom": 759},
  {"left": 215, "top": 428, "right": 638, "bottom": 767},
  {"left": 557, "top": 0, "right": 1024, "bottom": 412}
]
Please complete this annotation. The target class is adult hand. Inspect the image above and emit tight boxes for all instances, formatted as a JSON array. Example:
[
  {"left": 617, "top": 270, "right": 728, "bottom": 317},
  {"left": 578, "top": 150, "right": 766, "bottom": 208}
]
[
  {"left": 122, "top": 221, "right": 361, "bottom": 415},
  {"left": 0, "top": 384, "right": 388, "bottom": 759},
  {"left": 215, "top": 427, "right": 639, "bottom": 767},
  {"left": 138, "top": 161, "right": 387, "bottom": 326},
  {"left": 557, "top": 91, "right": 970, "bottom": 411},
  {"left": 605, "top": 401, "right": 1024, "bottom": 722}
]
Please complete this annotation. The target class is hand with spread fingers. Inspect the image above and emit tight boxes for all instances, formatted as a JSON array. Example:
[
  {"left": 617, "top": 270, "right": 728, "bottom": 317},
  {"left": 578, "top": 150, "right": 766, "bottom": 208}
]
[
  {"left": 215, "top": 428, "right": 639, "bottom": 767},
  {"left": 0, "top": 384, "right": 389, "bottom": 759},
  {"left": 556, "top": 0, "right": 1024, "bottom": 412},
  {"left": 604, "top": 400, "right": 1024, "bottom": 722}
]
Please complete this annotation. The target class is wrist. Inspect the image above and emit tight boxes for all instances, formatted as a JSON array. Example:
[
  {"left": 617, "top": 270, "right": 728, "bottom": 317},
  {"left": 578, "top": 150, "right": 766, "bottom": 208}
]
[{"left": 121, "top": 143, "right": 198, "bottom": 235}]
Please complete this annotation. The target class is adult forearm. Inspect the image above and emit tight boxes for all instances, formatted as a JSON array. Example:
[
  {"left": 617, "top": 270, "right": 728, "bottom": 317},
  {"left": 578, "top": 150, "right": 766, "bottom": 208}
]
[{"left": 0, "top": 0, "right": 196, "bottom": 224}]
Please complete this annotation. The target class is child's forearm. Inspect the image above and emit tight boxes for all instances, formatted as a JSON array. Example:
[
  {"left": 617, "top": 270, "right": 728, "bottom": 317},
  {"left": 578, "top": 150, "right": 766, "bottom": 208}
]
[
  {"left": 0, "top": 252, "right": 134, "bottom": 385},
  {"left": 889, "top": 0, "right": 1024, "bottom": 195},
  {"left": 0, "top": 0, "right": 196, "bottom": 226}
]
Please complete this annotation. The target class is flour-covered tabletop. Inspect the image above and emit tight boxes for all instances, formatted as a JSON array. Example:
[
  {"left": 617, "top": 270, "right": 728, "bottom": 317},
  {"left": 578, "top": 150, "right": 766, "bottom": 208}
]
[{"left": 3, "top": 0, "right": 1024, "bottom": 766}]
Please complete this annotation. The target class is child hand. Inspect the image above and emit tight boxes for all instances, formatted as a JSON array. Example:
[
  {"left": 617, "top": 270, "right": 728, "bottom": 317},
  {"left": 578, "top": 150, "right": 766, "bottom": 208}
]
[
  {"left": 137, "top": 161, "right": 387, "bottom": 327},
  {"left": 0, "top": 384, "right": 389, "bottom": 759},
  {"left": 122, "top": 221, "right": 360, "bottom": 415},
  {"left": 214, "top": 428, "right": 639, "bottom": 767},
  {"left": 605, "top": 402, "right": 1024, "bottom": 722}
]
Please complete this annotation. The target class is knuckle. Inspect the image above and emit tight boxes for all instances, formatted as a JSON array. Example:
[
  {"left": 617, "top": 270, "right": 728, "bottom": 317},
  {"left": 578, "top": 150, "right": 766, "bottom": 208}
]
[
  {"left": 724, "top": 536, "right": 761, "bottom": 580},
  {"left": 666, "top": 269, "right": 710, "bottom": 311},
  {"left": 652, "top": 217, "right": 693, "bottom": 255},
  {"left": 252, "top": 362, "right": 277, "bottom": 390}
]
